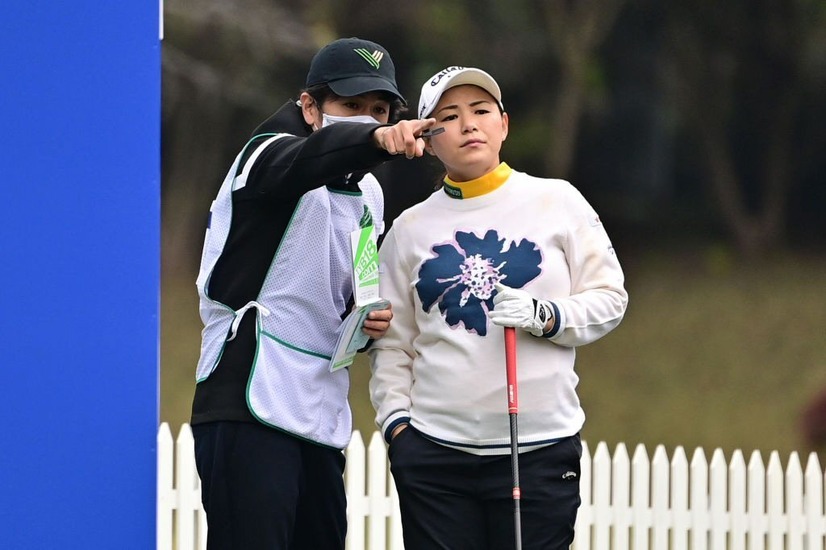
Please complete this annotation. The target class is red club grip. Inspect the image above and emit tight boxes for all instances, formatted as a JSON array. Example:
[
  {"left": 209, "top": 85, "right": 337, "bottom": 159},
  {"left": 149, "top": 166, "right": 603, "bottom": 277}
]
[{"left": 504, "top": 327, "right": 518, "bottom": 413}]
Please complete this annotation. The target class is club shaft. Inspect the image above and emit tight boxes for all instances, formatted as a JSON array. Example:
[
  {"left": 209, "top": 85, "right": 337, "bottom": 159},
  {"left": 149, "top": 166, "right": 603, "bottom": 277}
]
[
  {"left": 510, "top": 412, "right": 522, "bottom": 550},
  {"left": 504, "top": 327, "right": 522, "bottom": 550}
]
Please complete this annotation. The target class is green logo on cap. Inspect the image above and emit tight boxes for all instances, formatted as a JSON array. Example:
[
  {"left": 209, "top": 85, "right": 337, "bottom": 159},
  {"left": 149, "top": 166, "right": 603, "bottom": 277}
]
[{"left": 354, "top": 48, "right": 384, "bottom": 69}]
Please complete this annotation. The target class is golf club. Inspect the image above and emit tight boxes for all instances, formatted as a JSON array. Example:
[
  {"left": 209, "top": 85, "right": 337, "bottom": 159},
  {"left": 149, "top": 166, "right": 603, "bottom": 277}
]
[{"left": 504, "top": 326, "right": 522, "bottom": 550}]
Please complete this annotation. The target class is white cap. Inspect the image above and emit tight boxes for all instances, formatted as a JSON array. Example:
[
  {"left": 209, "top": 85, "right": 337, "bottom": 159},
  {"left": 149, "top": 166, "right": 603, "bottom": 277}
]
[{"left": 417, "top": 66, "right": 504, "bottom": 119}]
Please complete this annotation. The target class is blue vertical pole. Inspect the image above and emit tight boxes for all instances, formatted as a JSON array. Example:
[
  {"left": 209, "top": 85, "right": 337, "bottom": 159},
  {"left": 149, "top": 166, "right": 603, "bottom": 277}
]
[{"left": 0, "top": 2, "right": 160, "bottom": 548}]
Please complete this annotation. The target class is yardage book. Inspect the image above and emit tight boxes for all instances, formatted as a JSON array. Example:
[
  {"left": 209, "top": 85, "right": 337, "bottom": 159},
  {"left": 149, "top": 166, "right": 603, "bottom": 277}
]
[{"left": 330, "top": 226, "right": 388, "bottom": 372}]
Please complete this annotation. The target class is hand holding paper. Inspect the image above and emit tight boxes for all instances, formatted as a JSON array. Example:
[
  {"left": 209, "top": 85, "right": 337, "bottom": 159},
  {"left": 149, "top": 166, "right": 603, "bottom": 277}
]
[
  {"left": 330, "top": 224, "right": 391, "bottom": 371},
  {"left": 361, "top": 303, "right": 393, "bottom": 339},
  {"left": 330, "top": 299, "right": 390, "bottom": 371}
]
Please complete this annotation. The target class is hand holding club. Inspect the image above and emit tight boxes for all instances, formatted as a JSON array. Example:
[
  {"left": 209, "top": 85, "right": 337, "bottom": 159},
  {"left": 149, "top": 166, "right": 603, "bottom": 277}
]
[{"left": 489, "top": 283, "right": 555, "bottom": 337}]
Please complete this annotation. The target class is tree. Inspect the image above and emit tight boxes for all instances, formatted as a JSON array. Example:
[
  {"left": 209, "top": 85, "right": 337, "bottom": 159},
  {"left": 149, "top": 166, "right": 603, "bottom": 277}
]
[
  {"left": 538, "top": 0, "right": 627, "bottom": 177},
  {"left": 162, "top": 0, "right": 318, "bottom": 275},
  {"left": 663, "top": 0, "right": 825, "bottom": 256}
]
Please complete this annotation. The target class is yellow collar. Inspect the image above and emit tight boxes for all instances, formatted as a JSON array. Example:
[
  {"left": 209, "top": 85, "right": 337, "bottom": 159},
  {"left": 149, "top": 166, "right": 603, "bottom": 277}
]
[{"left": 442, "top": 163, "right": 512, "bottom": 199}]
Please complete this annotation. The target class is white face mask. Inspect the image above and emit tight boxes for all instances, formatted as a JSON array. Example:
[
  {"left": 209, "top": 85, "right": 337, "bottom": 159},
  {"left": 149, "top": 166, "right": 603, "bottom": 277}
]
[{"left": 321, "top": 113, "right": 381, "bottom": 128}]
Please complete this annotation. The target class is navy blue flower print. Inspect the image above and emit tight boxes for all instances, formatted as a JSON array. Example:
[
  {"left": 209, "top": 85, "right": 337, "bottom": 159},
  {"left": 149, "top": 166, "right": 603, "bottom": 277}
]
[{"left": 416, "top": 229, "right": 542, "bottom": 336}]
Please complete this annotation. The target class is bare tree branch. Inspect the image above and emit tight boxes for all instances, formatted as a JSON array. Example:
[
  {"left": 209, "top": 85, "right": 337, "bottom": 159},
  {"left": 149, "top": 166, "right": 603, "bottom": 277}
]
[{"left": 540, "top": 0, "right": 628, "bottom": 176}]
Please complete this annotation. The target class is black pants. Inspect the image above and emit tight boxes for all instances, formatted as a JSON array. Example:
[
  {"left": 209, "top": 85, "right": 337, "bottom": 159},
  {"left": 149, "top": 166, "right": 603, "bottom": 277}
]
[
  {"left": 193, "top": 421, "right": 347, "bottom": 550},
  {"left": 389, "top": 427, "right": 581, "bottom": 550}
]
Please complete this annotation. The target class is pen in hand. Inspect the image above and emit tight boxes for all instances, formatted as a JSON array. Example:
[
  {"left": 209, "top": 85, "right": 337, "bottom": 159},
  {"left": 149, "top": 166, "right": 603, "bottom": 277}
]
[{"left": 420, "top": 127, "right": 445, "bottom": 138}]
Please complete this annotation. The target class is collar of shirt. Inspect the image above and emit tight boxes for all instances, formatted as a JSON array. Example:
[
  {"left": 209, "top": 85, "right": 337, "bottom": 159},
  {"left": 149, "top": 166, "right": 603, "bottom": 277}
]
[{"left": 442, "top": 162, "right": 512, "bottom": 199}]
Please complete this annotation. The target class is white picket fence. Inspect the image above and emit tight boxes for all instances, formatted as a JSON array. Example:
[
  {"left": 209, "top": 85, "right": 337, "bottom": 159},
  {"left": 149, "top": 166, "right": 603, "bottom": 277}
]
[{"left": 157, "top": 423, "right": 826, "bottom": 549}]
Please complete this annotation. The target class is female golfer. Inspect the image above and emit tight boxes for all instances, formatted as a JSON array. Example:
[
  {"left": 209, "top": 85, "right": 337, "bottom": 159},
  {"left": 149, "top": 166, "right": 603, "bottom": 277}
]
[{"left": 369, "top": 66, "right": 628, "bottom": 549}]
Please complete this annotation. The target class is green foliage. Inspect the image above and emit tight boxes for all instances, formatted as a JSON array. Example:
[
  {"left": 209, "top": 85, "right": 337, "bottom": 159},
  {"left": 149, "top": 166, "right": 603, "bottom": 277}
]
[{"left": 573, "top": 250, "right": 826, "bottom": 460}]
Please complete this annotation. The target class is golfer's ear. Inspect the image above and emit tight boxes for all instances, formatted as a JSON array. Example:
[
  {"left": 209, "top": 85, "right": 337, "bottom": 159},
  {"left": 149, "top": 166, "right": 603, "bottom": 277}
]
[{"left": 501, "top": 112, "right": 509, "bottom": 141}]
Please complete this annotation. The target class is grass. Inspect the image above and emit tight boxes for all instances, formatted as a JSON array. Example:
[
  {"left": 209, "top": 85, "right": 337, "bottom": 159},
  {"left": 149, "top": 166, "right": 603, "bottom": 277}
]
[{"left": 161, "top": 249, "right": 826, "bottom": 464}]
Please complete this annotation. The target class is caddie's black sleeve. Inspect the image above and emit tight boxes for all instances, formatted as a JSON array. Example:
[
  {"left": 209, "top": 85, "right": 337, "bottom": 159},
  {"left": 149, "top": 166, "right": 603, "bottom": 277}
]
[{"left": 244, "top": 122, "right": 394, "bottom": 199}]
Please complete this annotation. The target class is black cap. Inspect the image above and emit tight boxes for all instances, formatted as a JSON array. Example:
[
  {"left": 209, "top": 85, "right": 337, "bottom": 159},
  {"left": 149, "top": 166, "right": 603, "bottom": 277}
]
[{"left": 305, "top": 37, "right": 406, "bottom": 105}]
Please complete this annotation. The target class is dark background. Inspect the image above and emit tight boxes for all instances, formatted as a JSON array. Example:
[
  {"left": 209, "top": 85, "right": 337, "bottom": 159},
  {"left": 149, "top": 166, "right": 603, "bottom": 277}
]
[{"left": 161, "top": 0, "right": 826, "bottom": 461}]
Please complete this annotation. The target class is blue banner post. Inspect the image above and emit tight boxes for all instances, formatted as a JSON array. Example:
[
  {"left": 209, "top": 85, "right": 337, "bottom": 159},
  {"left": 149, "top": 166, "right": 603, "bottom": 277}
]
[{"left": 0, "top": 2, "right": 160, "bottom": 548}]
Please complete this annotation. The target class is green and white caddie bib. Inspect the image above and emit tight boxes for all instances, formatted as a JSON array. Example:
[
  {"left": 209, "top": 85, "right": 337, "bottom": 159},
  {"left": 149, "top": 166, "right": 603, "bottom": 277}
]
[{"left": 195, "top": 133, "right": 384, "bottom": 449}]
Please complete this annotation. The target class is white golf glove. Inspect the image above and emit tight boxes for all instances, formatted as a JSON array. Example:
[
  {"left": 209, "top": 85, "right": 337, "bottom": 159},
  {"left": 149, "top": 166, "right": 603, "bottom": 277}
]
[{"left": 489, "top": 282, "right": 555, "bottom": 337}]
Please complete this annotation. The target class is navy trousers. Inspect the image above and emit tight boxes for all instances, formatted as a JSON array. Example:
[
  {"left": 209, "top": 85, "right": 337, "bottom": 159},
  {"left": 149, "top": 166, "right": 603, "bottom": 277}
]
[
  {"left": 193, "top": 421, "right": 347, "bottom": 550},
  {"left": 389, "top": 427, "right": 581, "bottom": 550}
]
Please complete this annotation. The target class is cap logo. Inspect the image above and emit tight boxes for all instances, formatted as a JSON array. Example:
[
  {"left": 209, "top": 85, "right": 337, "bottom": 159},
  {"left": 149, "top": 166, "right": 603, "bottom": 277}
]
[
  {"left": 354, "top": 48, "right": 384, "bottom": 69},
  {"left": 429, "top": 66, "right": 465, "bottom": 86}
]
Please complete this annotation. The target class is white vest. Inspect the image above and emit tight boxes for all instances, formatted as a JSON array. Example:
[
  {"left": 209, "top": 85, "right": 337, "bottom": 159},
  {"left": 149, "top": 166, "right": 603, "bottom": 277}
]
[{"left": 195, "top": 134, "right": 384, "bottom": 449}]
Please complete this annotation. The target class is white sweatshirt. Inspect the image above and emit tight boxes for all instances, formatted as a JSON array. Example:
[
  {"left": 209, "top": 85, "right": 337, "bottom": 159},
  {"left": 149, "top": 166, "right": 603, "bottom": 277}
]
[{"left": 369, "top": 163, "right": 628, "bottom": 455}]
